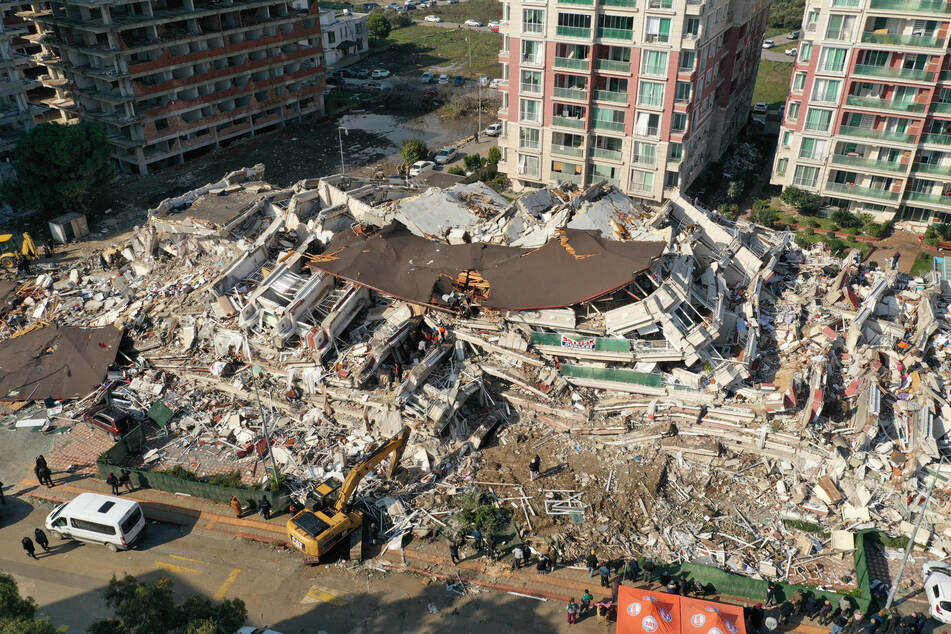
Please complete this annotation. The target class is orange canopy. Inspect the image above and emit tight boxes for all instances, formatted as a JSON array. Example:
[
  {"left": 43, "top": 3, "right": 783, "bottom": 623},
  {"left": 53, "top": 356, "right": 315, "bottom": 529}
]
[
  {"left": 618, "top": 588, "right": 746, "bottom": 634},
  {"left": 681, "top": 596, "right": 746, "bottom": 634}
]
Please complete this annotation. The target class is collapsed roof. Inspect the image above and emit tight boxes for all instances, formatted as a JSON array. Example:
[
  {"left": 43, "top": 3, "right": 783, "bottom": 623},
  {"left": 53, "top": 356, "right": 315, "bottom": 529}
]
[{"left": 308, "top": 224, "right": 666, "bottom": 311}]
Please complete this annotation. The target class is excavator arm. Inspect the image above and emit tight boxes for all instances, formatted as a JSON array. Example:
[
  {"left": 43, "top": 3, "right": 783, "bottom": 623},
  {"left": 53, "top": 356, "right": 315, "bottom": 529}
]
[{"left": 334, "top": 425, "right": 410, "bottom": 514}]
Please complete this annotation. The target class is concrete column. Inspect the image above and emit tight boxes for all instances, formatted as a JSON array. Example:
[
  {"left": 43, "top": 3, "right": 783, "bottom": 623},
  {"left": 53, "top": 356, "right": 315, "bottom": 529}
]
[{"left": 135, "top": 146, "right": 148, "bottom": 175}]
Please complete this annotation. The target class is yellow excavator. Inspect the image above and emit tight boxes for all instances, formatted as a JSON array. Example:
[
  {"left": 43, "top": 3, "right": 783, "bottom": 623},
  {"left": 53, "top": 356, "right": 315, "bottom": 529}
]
[
  {"left": 0, "top": 232, "right": 37, "bottom": 268},
  {"left": 286, "top": 425, "right": 410, "bottom": 560}
]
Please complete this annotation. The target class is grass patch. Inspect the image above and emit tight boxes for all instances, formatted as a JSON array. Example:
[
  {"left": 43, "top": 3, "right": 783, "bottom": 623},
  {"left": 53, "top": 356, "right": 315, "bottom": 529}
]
[
  {"left": 911, "top": 253, "right": 934, "bottom": 277},
  {"left": 764, "top": 27, "right": 792, "bottom": 38},
  {"left": 425, "top": 0, "right": 501, "bottom": 25},
  {"left": 384, "top": 24, "right": 502, "bottom": 79},
  {"left": 753, "top": 60, "right": 793, "bottom": 108}
]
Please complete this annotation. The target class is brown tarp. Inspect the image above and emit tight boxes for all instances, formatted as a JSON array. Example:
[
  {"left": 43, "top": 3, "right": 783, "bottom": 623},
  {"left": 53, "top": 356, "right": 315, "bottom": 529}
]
[
  {"left": 308, "top": 225, "right": 665, "bottom": 310},
  {"left": 0, "top": 326, "right": 123, "bottom": 400}
]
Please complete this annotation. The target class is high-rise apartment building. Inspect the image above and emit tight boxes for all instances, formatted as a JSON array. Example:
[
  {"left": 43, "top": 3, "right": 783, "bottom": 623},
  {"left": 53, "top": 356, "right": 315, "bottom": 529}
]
[
  {"left": 0, "top": 2, "right": 45, "bottom": 176},
  {"left": 771, "top": 0, "right": 951, "bottom": 223},
  {"left": 494, "top": 0, "right": 769, "bottom": 200},
  {"left": 26, "top": 0, "right": 326, "bottom": 175}
]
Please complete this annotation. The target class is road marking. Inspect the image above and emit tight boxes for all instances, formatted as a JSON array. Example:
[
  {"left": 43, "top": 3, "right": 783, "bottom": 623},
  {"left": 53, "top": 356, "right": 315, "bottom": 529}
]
[
  {"left": 301, "top": 584, "right": 348, "bottom": 606},
  {"left": 169, "top": 554, "right": 209, "bottom": 564},
  {"left": 214, "top": 568, "right": 241, "bottom": 600},
  {"left": 155, "top": 560, "right": 200, "bottom": 575}
]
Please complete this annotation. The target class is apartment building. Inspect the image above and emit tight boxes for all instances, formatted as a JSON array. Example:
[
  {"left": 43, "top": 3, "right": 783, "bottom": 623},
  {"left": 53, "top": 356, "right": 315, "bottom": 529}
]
[
  {"left": 494, "top": 0, "right": 769, "bottom": 201},
  {"left": 0, "top": 3, "right": 44, "bottom": 177},
  {"left": 26, "top": 0, "right": 326, "bottom": 175},
  {"left": 319, "top": 9, "right": 368, "bottom": 67},
  {"left": 771, "top": 0, "right": 951, "bottom": 223}
]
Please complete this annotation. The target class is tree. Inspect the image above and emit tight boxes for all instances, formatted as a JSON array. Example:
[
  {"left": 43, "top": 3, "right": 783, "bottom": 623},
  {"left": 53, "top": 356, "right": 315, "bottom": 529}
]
[
  {"left": 367, "top": 12, "right": 391, "bottom": 39},
  {"left": 486, "top": 146, "right": 501, "bottom": 165},
  {"left": 463, "top": 153, "right": 485, "bottom": 172},
  {"left": 5, "top": 121, "right": 115, "bottom": 215},
  {"left": 88, "top": 575, "right": 247, "bottom": 634},
  {"left": 400, "top": 138, "right": 428, "bottom": 166},
  {"left": 0, "top": 573, "right": 63, "bottom": 634},
  {"left": 780, "top": 186, "right": 822, "bottom": 214}
]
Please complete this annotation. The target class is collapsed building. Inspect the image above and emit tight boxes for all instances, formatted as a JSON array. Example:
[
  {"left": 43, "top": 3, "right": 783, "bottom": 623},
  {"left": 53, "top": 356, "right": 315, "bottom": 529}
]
[{"left": 3, "top": 164, "right": 950, "bottom": 596}]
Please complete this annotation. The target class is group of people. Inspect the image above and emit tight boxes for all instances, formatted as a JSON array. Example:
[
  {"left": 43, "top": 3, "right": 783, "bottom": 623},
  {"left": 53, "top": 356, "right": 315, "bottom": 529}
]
[
  {"left": 21, "top": 528, "right": 51, "bottom": 559},
  {"left": 743, "top": 590, "right": 929, "bottom": 634},
  {"left": 566, "top": 591, "right": 613, "bottom": 625},
  {"left": 105, "top": 470, "right": 133, "bottom": 495},
  {"left": 33, "top": 456, "right": 53, "bottom": 488},
  {"left": 229, "top": 495, "right": 273, "bottom": 520}
]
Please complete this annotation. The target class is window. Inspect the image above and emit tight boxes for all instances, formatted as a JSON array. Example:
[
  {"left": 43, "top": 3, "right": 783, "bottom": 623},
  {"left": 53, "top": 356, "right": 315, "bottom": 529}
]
[
  {"left": 517, "top": 154, "right": 540, "bottom": 178},
  {"left": 327, "top": 31, "right": 336, "bottom": 44},
  {"left": 679, "top": 51, "right": 695, "bottom": 71},
  {"left": 671, "top": 112, "right": 687, "bottom": 132},
  {"left": 675, "top": 81, "right": 691, "bottom": 103},
  {"left": 558, "top": 12, "right": 591, "bottom": 33},
  {"left": 668, "top": 141, "right": 683, "bottom": 161},
  {"left": 777, "top": 158, "right": 788, "bottom": 175},
  {"left": 792, "top": 72, "right": 806, "bottom": 92},
  {"left": 70, "top": 518, "right": 117, "bottom": 535},
  {"left": 521, "top": 40, "right": 543, "bottom": 65},
  {"left": 519, "top": 98, "right": 541, "bottom": 123},
  {"left": 98, "top": 501, "right": 116, "bottom": 513},
  {"left": 820, "top": 47, "right": 847, "bottom": 73},
  {"left": 646, "top": 17, "right": 671, "bottom": 43},
  {"left": 642, "top": 50, "right": 668, "bottom": 75},
  {"left": 799, "top": 42, "right": 812, "bottom": 63},
  {"left": 638, "top": 81, "right": 665, "bottom": 106},
  {"left": 598, "top": 14, "right": 633, "bottom": 37},
  {"left": 519, "top": 126, "right": 540, "bottom": 150},
  {"left": 812, "top": 79, "right": 840, "bottom": 104},
  {"left": 635, "top": 112, "right": 661, "bottom": 136},
  {"left": 804, "top": 108, "right": 832, "bottom": 132},
  {"left": 793, "top": 165, "right": 820, "bottom": 188},
  {"left": 523, "top": 8, "right": 544, "bottom": 33},
  {"left": 806, "top": 9, "right": 820, "bottom": 28},
  {"left": 520, "top": 70, "right": 542, "bottom": 94},
  {"left": 825, "top": 15, "right": 852, "bottom": 40},
  {"left": 782, "top": 131, "right": 791, "bottom": 147},
  {"left": 799, "top": 137, "right": 827, "bottom": 160},
  {"left": 665, "top": 171, "right": 679, "bottom": 187},
  {"left": 787, "top": 101, "right": 801, "bottom": 121},
  {"left": 684, "top": 18, "right": 700, "bottom": 37},
  {"left": 631, "top": 169, "right": 654, "bottom": 192},
  {"left": 592, "top": 107, "right": 625, "bottom": 128},
  {"left": 633, "top": 141, "right": 656, "bottom": 165},
  {"left": 120, "top": 507, "right": 143, "bottom": 534}
]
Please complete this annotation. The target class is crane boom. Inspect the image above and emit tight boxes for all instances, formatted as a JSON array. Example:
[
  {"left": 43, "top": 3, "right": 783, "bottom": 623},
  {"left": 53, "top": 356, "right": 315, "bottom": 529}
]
[{"left": 334, "top": 425, "right": 410, "bottom": 514}]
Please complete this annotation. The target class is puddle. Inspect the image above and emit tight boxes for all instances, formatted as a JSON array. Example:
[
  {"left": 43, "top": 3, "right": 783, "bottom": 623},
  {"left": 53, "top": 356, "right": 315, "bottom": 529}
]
[{"left": 338, "top": 109, "right": 479, "bottom": 152}]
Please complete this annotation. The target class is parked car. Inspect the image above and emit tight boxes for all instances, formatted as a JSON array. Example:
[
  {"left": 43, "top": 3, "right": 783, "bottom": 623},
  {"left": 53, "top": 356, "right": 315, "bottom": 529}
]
[
  {"left": 487, "top": 21, "right": 500, "bottom": 31},
  {"left": 434, "top": 146, "right": 458, "bottom": 164},
  {"left": 484, "top": 122, "right": 502, "bottom": 136},
  {"left": 45, "top": 493, "right": 146, "bottom": 551},
  {"left": 424, "top": 13, "right": 441, "bottom": 21},
  {"left": 762, "top": 39, "right": 775, "bottom": 48},
  {"left": 362, "top": 2, "right": 380, "bottom": 10},
  {"left": 403, "top": 0, "right": 415, "bottom": 5},
  {"left": 443, "top": 0, "right": 457, "bottom": 4},
  {"left": 924, "top": 560, "right": 951, "bottom": 624},
  {"left": 478, "top": 75, "right": 489, "bottom": 86},
  {"left": 409, "top": 160, "right": 436, "bottom": 176},
  {"left": 85, "top": 405, "right": 134, "bottom": 440},
  {"left": 752, "top": 101, "right": 768, "bottom": 115},
  {"left": 355, "top": 69, "right": 370, "bottom": 79},
  {"left": 489, "top": 78, "right": 502, "bottom": 88},
  {"left": 420, "top": 71, "right": 434, "bottom": 83},
  {"left": 371, "top": 69, "right": 391, "bottom": 78},
  {"left": 438, "top": 73, "right": 449, "bottom": 84},
  {"left": 786, "top": 30, "right": 799, "bottom": 39},
  {"left": 385, "top": 1, "right": 400, "bottom": 8},
  {"left": 784, "top": 47, "right": 797, "bottom": 56},
  {"left": 453, "top": 74, "right": 465, "bottom": 86},
  {"left": 404, "top": 3, "right": 416, "bottom": 9},
  {"left": 463, "top": 19, "right": 482, "bottom": 27}
]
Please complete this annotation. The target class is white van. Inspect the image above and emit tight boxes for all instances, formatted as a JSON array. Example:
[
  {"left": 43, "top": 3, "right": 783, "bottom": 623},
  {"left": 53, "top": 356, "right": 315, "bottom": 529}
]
[{"left": 45, "top": 493, "right": 146, "bottom": 551}]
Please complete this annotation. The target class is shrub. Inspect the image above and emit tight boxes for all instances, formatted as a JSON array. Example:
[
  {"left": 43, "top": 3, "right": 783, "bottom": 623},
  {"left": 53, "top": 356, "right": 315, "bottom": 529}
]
[
  {"left": 716, "top": 202, "right": 740, "bottom": 220},
  {"left": 825, "top": 237, "right": 847, "bottom": 256},
  {"left": 806, "top": 218, "right": 820, "bottom": 228},
  {"left": 780, "top": 187, "right": 822, "bottom": 214},
  {"left": 367, "top": 11, "right": 391, "bottom": 39},
  {"left": 400, "top": 138, "right": 428, "bottom": 166},
  {"left": 751, "top": 206, "right": 779, "bottom": 228},
  {"left": 454, "top": 489, "right": 505, "bottom": 536},
  {"left": 487, "top": 146, "right": 501, "bottom": 165},
  {"left": 794, "top": 233, "right": 811, "bottom": 249},
  {"left": 447, "top": 166, "right": 466, "bottom": 176},
  {"left": 384, "top": 9, "right": 412, "bottom": 27},
  {"left": 726, "top": 180, "right": 745, "bottom": 203},
  {"left": 831, "top": 210, "right": 863, "bottom": 229},
  {"left": 463, "top": 153, "right": 485, "bottom": 172}
]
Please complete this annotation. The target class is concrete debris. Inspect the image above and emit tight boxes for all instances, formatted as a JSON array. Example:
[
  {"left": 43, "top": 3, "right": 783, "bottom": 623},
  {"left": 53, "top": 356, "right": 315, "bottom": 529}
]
[{"left": 4, "top": 168, "right": 951, "bottom": 595}]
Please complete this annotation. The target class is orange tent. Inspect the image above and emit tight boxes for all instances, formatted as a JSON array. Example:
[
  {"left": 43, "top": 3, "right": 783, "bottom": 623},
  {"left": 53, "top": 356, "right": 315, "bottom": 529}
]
[
  {"left": 617, "top": 587, "right": 682, "bottom": 634},
  {"left": 681, "top": 596, "right": 747, "bottom": 634}
]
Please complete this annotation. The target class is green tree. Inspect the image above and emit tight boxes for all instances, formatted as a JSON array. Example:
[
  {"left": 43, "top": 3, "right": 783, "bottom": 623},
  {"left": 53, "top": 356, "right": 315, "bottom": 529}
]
[
  {"left": 0, "top": 573, "right": 63, "bottom": 633},
  {"left": 6, "top": 122, "right": 115, "bottom": 215},
  {"left": 88, "top": 575, "right": 247, "bottom": 634},
  {"left": 367, "top": 12, "right": 391, "bottom": 39},
  {"left": 726, "top": 180, "right": 745, "bottom": 203},
  {"left": 447, "top": 166, "right": 466, "bottom": 176},
  {"left": 463, "top": 153, "right": 485, "bottom": 172},
  {"left": 400, "top": 138, "right": 428, "bottom": 166},
  {"left": 780, "top": 186, "right": 822, "bottom": 214},
  {"left": 486, "top": 146, "right": 501, "bottom": 165}
]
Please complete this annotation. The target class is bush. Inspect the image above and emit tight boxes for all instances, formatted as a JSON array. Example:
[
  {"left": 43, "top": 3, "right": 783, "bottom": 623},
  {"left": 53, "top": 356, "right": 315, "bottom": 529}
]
[
  {"left": 794, "top": 233, "right": 811, "bottom": 249},
  {"left": 825, "top": 237, "right": 847, "bottom": 256},
  {"left": 751, "top": 206, "right": 779, "bottom": 228},
  {"left": 863, "top": 220, "right": 889, "bottom": 239},
  {"left": 454, "top": 489, "right": 505, "bottom": 536},
  {"left": 487, "top": 146, "right": 501, "bottom": 165},
  {"left": 717, "top": 202, "right": 740, "bottom": 220},
  {"left": 367, "top": 11, "right": 391, "bottom": 39},
  {"left": 463, "top": 153, "right": 485, "bottom": 172},
  {"left": 447, "top": 166, "right": 466, "bottom": 176},
  {"left": 780, "top": 187, "right": 822, "bottom": 214},
  {"left": 726, "top": 180, "right": 745, "bottom": 203},
  {"left": 400, "top": 138, "right": 428, "bottom": 166},
  {"left": 384, "top": 9, "right": 412, "bottom": 28},
  {"left": 806, "top": 218, "right": 820, "bottom": 228},
  {"left": 831, "top": 210, "right": 863, "bottom": 229}
]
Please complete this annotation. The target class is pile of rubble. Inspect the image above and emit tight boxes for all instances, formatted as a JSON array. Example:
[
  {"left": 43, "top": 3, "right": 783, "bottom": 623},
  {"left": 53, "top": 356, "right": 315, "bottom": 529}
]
[{"left": 2, "top": 164, "right": 949, "bottom": 596}]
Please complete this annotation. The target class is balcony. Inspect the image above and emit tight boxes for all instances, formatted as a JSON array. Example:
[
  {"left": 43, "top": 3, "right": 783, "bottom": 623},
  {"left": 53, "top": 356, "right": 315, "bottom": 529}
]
[
  {"left": 869, "top": 0, "right": 951, "bottom": 12},
  {"left": 942, "top": 70, "right": 951, "bottom": 82},
  {"left": 553, "top": 172, "right": 585, "bottom": 185},
  {"left": 559, "top": 0, "right": 594, "bottom": 4},
  {"left": 632, "top": 154, "right": 656, "bottom": 167},
  {"left": 845, "top": 95, "right": 926, "bottom": 113},
  {"left": 592, "top": 147, "right": 622, "bottom": 161},
  {"left": 924, "top": 133, "right": 951, "bottom": 145},
  {"left": 825, "top": 182, "right": 901, "bottom": 201},
  {"left": 553, "top": 115, "right": 586, "bottom": 129},
  {"left": 520, "top": 83, "right": 543, "bottom": 95},
  {"left": 596, "top": 59, "right": 630, "bottom": 72},
  {"left": 593, "top": 119, "right": 624, "bottom": 131},
  {"left": 913, "top": 163, "right": 951, "bottom": 176},
  {"left": 594, "top": 89, "right": 627, "bottom": 103},
  {"left": 830, "top": 154, "right": 908, "bottom": 172},
  {"left": 838, "top": 125, "right": 917, "bottom": 144},
  {"left": 853, "top": 64, "right": 936, "bottom": 82},
  {"left": 933, "top": 102, "right": 951, "bottom": 114},
  {"left": 906, "top": 190, "right": 951, "bottom": 206},
  {"left": 860, "top": 32, "right": 944, "bottom": 48},
  {"left": 555, "top": 57, "right": 589, "bottom": 70},
  {"left": 551, "top": 144, "right": 584, "bottom": 157},
  {"left": 598, "top": 27, "right": 633, "bottom": 39},
  {"left": 636, "top": 126, "right": 660, "bottom": 137},
  {"left": 556, "top": 26, "right": 591, "bottom": 38},
  {"left": 553, "top": 87, "right": 588, "bottom": 100},
  {"left": 601, "top": 0, "right": 636, "bottom": 5}
]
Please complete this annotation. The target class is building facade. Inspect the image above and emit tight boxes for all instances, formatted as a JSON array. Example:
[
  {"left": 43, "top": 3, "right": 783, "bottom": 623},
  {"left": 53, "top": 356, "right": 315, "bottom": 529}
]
[
  {"left": 27, "top": 0, "right": 326, "bottom": 175},
  {"left": 770, "top": 0, "right": 951, "bottom": 223},
  {"left": 319, "top": 9, "right": 367, "bottom": 67},
  {"left": 0, "top": 3, "right": 46, "bottom": 178},
  {"left": 494, "top": 0, "right": 769, "bottom": 201}
]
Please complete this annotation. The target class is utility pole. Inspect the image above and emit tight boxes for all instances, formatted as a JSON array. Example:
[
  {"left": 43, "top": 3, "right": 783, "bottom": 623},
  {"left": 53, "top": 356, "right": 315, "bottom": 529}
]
[
  {"left": 885, "top": 455, "right": 946, "bottom": 608},
  {"left": 242, "top": 332, "right": 281, "bottom": 488},
  {"left": 478, "top": 80, "right": 482, "bottom": 138},
  {"left": 338, "top": 127, "right": 348, "bottom": 176}
]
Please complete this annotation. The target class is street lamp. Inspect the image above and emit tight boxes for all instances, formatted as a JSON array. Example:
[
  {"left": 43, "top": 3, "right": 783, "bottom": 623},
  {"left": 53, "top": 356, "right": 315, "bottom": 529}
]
[{"left": 338, "top": 127, "right": 348, "bottom": 176}]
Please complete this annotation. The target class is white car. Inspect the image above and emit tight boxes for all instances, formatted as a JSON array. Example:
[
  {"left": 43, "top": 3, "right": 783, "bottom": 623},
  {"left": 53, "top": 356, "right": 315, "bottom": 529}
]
[
  {"left": 464, "top": 19, "right": 482, "bottom": 27},
  {"left": 409, "top": 160, "right": 435, "bottom": 176},
  {"left": 784, "top": 47, "right": 797, "bottom": 56},
  {"left": 762, "top": 39, "right": 775, "bottom": 48},
  {"left": 752, "top": 101, "right": 768, "bottom": 115},
  {"left": 424, "top": 14, "right": 441, "bottom": 21},
  {"left": 489, "top": 78, "right": 502, "bottom": 89},
  {"left": 433, "top": 146, "right": 458, "bottom": 164},
  {"left": 478, "top": 75, "right": 489, "bottom": 86},
  {"left": 925, "top": 560, "right": 951, "bottom": 624},
  {"left": 487, "top": 21, "right": 500, "bottom": 31},
  {"left": 371, "top": 69, "right": 391, "bottom": 79},
  {"left": 484, "top": 122, "right": 502, "bottom": 136},
  {"left": 438, "top": 73, "right": 449, "bottom": 84}
]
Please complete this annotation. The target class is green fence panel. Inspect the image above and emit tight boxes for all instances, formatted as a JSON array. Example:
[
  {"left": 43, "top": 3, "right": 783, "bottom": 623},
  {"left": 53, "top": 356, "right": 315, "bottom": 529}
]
[
  {"left": 531, "top": 333, "right": 632, "bottom": 352},
  {"left": 147, "top": 401, "right": 175, "bottom": 427},
  {"left": 560, "top": 364, "right": 665, "bottom": 387}
]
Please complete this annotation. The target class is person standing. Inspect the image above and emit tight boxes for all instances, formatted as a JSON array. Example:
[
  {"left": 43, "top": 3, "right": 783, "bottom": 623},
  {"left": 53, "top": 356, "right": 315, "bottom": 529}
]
[
  {"left": 34, "top": 528, "right": 49, "bottom": 552},
  {"left": 472, "top": 527, "right": 483, "bottom": 550},
  {"left": 817, "top": 600, "right": 834, "bottom": 625},
  {"left": 529, "top": 455, "right": 540, "bottom": 481},
  {"left": 511, "top": 545, "right": 523, "bottom": 569},
  {"left": 642, "top": 557, "right": 655, "bottom": 583},
  {"left": 449, "top": 542, "right": 460, "bottom": 565},
  {"left": 22, "top": 536, "right": 37, "bottom": 559},
  {"left": 626, "top": 558, "right": 641, "bottom": 582},
  {"left": 519, "top": 545, "right": 529, "bottom": 569},
  {"left": 259, "top": 496, "right": 271, "bottom": 520},
  {"left": 567, "top": 598, "right": 579, "bottom": 625},
  {"left": 34, "top": 462, "right": 44, "bottom": 486},
  {"left": 581, "top": 589, "right": 594, "bottom": 616},
  {"left": 106, "top": 473, "right": 120, "bottom": 495},
  {"left": 678, "top": 575, "right": 690, "bottom": 596},
  {"left": 765, "top": 580, "right": 780, "bottom": 606},
  {"left": 40, "top": 466, "right": 54, "bottom": 488},
  {"left": 587, "top": 550, "right": 599, "bottom": 577},
  {"left": 599, "top": 563, "right": 610, "bottom": 588},
  {"left": 0, "top": 480, "right": 4, "bottom": 504},
  {"left": 119, "top": 469, "right": 133, "bottom": 492},
  {"left": 230, "top": 495, "right": 242, "bottom": 518}
]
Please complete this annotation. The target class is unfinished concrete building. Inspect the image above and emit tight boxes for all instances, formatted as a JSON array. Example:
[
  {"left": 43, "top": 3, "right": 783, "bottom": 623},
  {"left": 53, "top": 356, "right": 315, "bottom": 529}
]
[
  {"left": 0, "top": 4, "right": 43, "bottom": 178},
  {"left": 28, "top": 0, "right": 326, "bottom": 174}
]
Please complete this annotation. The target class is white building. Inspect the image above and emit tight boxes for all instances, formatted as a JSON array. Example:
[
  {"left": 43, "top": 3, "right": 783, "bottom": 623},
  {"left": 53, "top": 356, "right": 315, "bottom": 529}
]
[{"left": 319, "top": 10, "right": 369, "bottom": 67}]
